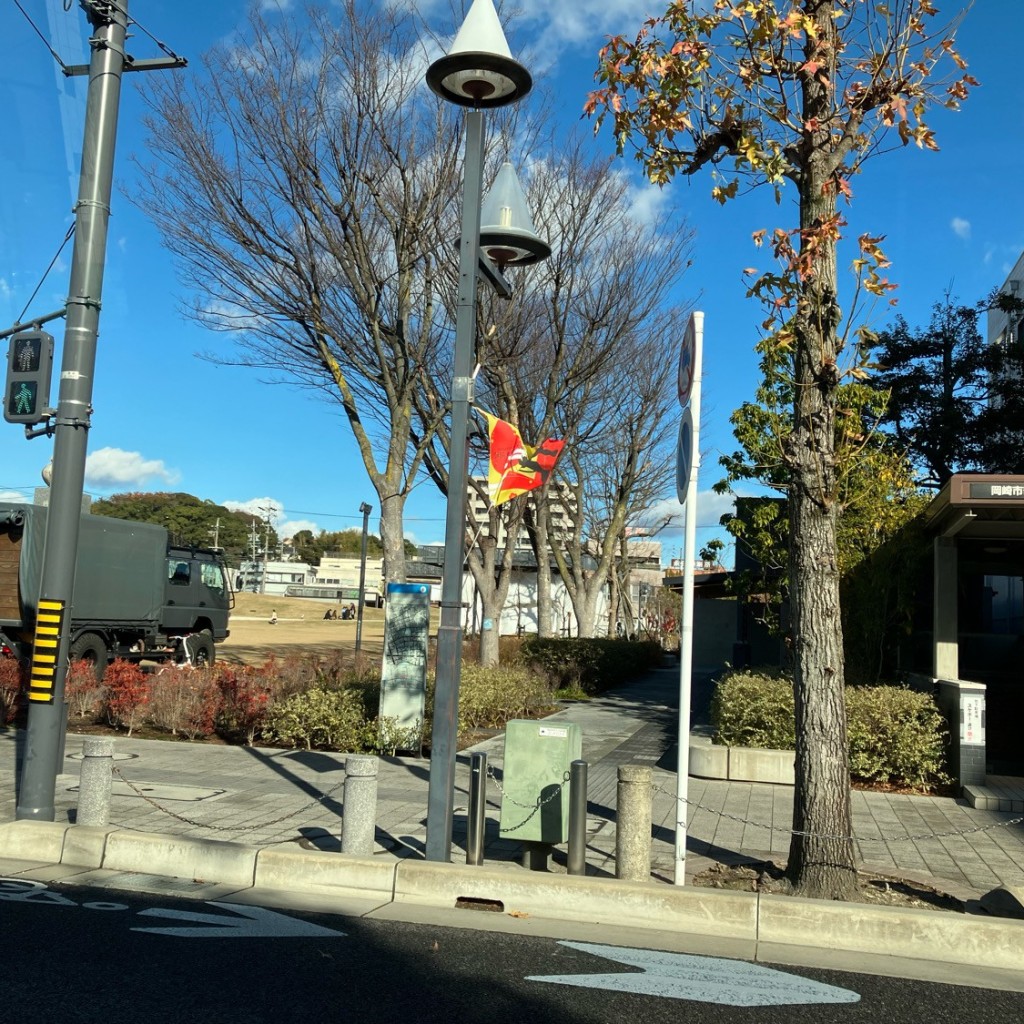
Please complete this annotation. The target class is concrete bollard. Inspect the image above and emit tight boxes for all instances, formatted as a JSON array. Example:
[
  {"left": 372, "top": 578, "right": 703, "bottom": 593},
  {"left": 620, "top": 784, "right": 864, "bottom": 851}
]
[
  {"left": 341, "top": 754, "right": 378, "bottom": 856},
  {"left": 77, "top": 737, "right": 115, "bottom": 827},
  {"left": 615, "top": 764, "right": 652, "bottom": 882}
]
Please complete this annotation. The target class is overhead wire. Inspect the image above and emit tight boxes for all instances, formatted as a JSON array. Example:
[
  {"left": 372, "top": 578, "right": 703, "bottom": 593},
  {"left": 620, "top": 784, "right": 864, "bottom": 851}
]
[
  {"left": 11, "top": 0, "right": 69, "bottom": 71},
  {"left": 16, "top": 225, "right": 76, "bottom": 325}
]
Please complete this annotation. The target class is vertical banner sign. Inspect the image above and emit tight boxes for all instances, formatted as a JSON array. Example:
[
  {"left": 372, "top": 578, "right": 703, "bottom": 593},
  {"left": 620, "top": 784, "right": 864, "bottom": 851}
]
[
  {"left": 379, "top": 583, "right": 431, "bottom": 748},
  {"left": 675, "top": 311, "right": 704, "bottom": 887},
  {"left": 28, "top": 600, "right": 65, "bottom": 703}
]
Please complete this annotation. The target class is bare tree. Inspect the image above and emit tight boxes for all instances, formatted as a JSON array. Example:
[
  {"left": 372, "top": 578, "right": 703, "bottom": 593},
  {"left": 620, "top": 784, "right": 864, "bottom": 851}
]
[
  {"left": 549, "top": 333, "right": 679, "bottom": 637},
  {"left": 133, "top": 1, "right": 468, "bottom": 583},
  {"left": 439, "top": 140, "right": 692, "bottom": 652}
]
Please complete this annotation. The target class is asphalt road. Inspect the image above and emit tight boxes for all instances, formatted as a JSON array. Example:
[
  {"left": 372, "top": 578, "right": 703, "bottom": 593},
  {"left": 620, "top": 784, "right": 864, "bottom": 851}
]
[{"left": 3, "top": 878, "right": 1023, "bottom": 1024}]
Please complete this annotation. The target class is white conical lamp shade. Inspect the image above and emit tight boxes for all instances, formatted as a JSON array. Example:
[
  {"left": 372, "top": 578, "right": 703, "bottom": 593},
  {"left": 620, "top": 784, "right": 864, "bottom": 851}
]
[
  {"left": 426, "top": 0, "right": 531, "bottom": 108},
  {"left": 479, "top": 161, "right": 550, "bottom": 267}
]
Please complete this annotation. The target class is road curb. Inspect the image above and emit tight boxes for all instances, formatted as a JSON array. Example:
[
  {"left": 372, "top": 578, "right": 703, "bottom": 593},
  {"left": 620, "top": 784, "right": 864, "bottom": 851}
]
[
  {"left": 1, "top": 820, "right": 1021, "bottom": 976},
  {"left": 394, "top": 860, "right": 758, "bottom": 950}
]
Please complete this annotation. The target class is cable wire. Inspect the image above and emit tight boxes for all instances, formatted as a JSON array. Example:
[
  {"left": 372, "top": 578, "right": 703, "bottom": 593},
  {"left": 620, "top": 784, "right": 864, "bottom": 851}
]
[
  {"left": 16, "top": 225, "right": 76, "bottom": 325},
  {"left": 12, "top": 0, "right": 69, "bottom": 70}
]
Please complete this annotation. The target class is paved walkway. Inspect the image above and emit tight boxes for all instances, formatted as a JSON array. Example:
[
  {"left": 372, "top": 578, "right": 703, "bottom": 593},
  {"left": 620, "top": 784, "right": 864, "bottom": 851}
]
[{"left": 2, "top": 665, "right": 1023, "bottom": 897}]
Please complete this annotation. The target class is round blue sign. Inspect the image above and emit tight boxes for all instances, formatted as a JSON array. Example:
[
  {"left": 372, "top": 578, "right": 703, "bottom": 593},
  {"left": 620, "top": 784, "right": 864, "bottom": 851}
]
[{"left": 675, "top": 407, "right": 694, "bottom": 504}]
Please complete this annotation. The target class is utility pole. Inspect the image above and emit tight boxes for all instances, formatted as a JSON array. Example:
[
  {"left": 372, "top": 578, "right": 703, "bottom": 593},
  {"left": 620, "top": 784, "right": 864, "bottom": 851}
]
[
  {"left": 355, "top": 502, "right": 372, "bottom": 655},
  {"left": 16, "top": 0, "right": 185, "bottom": 821}
]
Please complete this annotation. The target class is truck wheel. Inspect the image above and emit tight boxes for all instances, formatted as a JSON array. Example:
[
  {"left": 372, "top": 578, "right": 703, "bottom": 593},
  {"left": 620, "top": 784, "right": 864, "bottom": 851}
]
[
  {"left": 188, "top": 630, "right": 215, "bottom": 667},
  {"left": 69, "top": 633, "right": 108, "bottom": 682}
]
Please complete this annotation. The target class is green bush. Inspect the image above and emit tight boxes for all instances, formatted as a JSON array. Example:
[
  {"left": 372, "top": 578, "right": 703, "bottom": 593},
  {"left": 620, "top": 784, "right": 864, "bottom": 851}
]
[
  {"left": 846, "top": 686, "right": 949, "bottom": 789},
  {"left": 457, "top": 664, "right": 555, "bottom": 733},
  {"left": 262, "top": 687, "right": 368, "bottom": 751},
  {"left": 711, "top": 670, "right": 950, "bottom": 790},
  {"left": 711, "top": 670, "right": 796, "bottom": 750},
  {"left": 520, "top": 637, "right": 663, "bottom": 694}
]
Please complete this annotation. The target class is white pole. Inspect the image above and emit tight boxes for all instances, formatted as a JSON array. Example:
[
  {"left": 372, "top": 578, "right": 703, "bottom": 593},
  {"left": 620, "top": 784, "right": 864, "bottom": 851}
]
[{"left": 675, "top": 311, "right": 704, "bottom": 885}]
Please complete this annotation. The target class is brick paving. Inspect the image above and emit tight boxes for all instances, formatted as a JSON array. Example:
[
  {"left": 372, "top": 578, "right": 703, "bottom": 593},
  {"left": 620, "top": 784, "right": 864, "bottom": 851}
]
[{"left": 2, "top": 664, "right": 1023, "bottom": 896}]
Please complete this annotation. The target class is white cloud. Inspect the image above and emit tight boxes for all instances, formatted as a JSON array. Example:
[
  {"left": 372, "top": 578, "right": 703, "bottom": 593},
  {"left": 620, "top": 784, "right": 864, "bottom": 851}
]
[
  {"left": 642, "top": 488, "right": 738, "bottom": 534},
  {"left": 623, "top": 175, "right": 672, "bottom": 229},
  {"left": 222, "top": 499, "right": 325, "bottom": 544},
  {"left": 279, "top": 518, "right": 319, "bottom": 541},
  {"left": 0, "top": 489, "right": 31, "bottom": 503},
  {"left": 84, "top": 448, "right": 180, "bottom": 489},
  {"left": 951, "top": 217, "right": 971, "bottom": 241},
  {"left": 223, "top": 496, "right": 285, "bottom": 524}
]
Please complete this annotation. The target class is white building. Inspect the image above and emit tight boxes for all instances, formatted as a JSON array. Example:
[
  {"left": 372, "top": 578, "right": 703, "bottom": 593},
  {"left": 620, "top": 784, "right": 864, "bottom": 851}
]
[
  {"left": 233, "top": 559, "right": 312, "bottom": 596},
  {"left": 987, "top": 253, "right": 1024, "bottom": 457},
  {"left": 988, "top": 252, "right": 1024, "bottom": 393},
  {"left": 466, "top": 477, "right": 577, "bottom": 550}
]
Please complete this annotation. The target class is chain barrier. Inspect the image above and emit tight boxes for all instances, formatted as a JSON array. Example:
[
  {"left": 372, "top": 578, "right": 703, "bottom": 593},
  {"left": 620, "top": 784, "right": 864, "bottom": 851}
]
[
  {"left": 486, "top": 764, "right": 570, "bottom": 835},
  {"left": 111, "top": 765, "right": 346, "bottom": 835},
  {"left": 651, "top": 779, "right": 1024, "bottom": 844}
]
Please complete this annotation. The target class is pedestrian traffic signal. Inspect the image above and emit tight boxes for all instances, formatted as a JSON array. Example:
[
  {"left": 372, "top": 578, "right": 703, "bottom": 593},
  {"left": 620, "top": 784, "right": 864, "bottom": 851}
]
[{"left": 4, "top": 330, "right": 54, "bottom": 425}]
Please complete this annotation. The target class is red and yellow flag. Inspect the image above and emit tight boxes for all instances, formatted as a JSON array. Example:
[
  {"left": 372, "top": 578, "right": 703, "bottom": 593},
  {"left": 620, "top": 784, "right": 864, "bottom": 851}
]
[{"left": 484, "top": 412, "right": 565, "bottom": 506}]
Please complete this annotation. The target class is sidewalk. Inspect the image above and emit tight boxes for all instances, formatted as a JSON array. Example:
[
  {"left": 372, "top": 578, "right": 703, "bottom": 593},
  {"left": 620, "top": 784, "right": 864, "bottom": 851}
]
[{"left": 2, "top": 664, "right": 1024, "bottom": 898}]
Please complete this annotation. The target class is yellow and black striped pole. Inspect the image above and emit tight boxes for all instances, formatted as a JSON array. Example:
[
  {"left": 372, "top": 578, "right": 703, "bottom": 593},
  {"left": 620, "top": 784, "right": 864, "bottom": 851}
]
[{"left": 27, "top": 600, "right": 65, "bottom": 704}]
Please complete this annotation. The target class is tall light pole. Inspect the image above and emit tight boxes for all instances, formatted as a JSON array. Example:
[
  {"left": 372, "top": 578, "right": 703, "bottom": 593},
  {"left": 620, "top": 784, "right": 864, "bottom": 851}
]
[
  {"left": 15, "top": 1, "right": 184, "bottom": 821},
  {"left": 355, "top": 501, "right": 372, "bottom": 655},
  {"left": 424, "top": 0, "right": 548, "bottom": 862}
]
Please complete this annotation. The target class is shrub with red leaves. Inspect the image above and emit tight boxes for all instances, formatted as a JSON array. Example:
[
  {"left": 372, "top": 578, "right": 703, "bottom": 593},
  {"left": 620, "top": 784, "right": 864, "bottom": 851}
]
[
  {"left": 102, "top": 659, "right": 151, "bottom": 736},
  {"left": 66, "top": 658, "right": 104, "bottom": 721},
  {"left": 216, "top": 663, "right": 272, "bottom": 745},
  {"left": 0, "top": 657, "right": 24, "bottom": 725}
]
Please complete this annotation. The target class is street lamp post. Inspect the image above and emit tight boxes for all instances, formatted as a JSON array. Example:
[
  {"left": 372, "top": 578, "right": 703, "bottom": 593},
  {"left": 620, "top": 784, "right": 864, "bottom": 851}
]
[{"left": 423, "top": 0, "right": 547, "bottom": 862}]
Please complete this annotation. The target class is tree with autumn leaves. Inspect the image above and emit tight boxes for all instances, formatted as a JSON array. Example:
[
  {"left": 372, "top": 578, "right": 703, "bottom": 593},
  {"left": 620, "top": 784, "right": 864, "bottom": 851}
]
[{"left": 588, "top": 0, "right": 975, "bottom": 899}]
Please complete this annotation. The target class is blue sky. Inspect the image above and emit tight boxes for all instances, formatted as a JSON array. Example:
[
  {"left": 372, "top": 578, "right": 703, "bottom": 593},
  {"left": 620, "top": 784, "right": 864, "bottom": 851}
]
[{"left": 2, "top": 0, "right": 1022, "bottom": 568}]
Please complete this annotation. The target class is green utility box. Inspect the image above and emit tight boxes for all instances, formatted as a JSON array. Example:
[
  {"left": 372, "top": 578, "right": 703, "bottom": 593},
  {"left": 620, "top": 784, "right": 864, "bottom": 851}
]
[{"left": 499, "top": 720, "right": 582, "bottom": 843}]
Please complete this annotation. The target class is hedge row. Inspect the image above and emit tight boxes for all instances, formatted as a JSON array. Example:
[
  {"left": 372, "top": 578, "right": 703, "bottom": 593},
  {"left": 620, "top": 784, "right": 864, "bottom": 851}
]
[
  {"left": 519, "top": 636, "right": 664, "bottom": 694},
  {"left": 710, "top": 670, "right": 949, "bottom": 790}
]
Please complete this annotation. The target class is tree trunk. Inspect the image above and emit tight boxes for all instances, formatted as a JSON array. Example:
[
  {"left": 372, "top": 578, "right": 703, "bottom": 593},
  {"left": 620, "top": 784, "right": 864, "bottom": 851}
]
[
  {"left": 467, "top": 533, "right": 516, "bottom": 668},
  {"left": 786, "top": 485, "right": 855, "bottom": 897},
  {"left": 525, "top": 501, "right": 554, "bottom": 637},
  {"left": 575, "top": 586, "right": 602, "bottom": 638},
  {"left": 785, "top": 4, "right": 856, "bottom": 899},
  {"left": 378, "top": 492, "right": 407, "bottom": 585}
]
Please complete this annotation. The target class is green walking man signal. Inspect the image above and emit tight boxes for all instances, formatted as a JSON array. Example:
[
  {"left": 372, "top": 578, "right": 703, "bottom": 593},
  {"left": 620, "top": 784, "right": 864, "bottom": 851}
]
[{"left": 4, "top": 330, "right": 54, "bottom": 425}]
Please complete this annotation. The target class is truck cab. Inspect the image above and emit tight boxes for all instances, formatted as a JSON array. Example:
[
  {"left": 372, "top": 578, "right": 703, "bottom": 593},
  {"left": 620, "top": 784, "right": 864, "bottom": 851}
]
[{"left": 164, "top": 546, "right": 233, "bottom": 639}]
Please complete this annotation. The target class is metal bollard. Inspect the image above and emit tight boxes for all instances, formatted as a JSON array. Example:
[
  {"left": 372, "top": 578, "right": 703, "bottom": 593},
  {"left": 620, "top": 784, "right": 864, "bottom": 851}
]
[
  {"left": 567, "top": 759, "right": 588, "bottom": 876},
  {"left": 341, "top": 755, "right": 378, "bottom": 856},
  {"left": 77, "top": 737, "right": 114, "bottom": 827},
  {"left": 615, "top": 764, "right": 652, "bottom": 882},
  {"left": 466, "top": 752, "right": 487, "bottom": 866}
]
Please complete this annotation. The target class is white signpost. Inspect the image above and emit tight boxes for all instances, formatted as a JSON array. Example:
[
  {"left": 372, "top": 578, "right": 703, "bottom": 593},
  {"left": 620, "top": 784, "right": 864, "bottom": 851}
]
[{"left": 675, "top": 311, "right": 703, "bottom": 886}]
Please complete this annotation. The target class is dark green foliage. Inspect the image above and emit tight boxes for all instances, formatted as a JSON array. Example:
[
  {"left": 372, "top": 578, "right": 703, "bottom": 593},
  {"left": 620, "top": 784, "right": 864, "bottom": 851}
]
[
  {"left": 840, "top": 510, "right": 931, "bottom": 685},
  {"left": 91, "top": 491, "right": 260, "bottom": 562},
  {"left": 520, "top": 636, "right": 664, "bottom": 695},
  {"left": 711, "top": 669, "right": 950, "bottom": 790},
  {"left": 872, "top": 291, "right": 1024, "bottom": 487},
  {"left": 290, "top": 527, "right": 386, "bottom": 564}
]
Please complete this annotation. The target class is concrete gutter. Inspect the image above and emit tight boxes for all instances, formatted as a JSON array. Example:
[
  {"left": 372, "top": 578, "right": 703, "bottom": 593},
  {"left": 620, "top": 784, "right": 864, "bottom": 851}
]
[{"left": 2, "top": 819, "right": 1021, "bottom": 981}]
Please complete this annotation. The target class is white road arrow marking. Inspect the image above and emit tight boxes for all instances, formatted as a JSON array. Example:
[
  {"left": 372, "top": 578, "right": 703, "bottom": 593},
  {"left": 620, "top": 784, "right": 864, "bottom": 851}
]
[
  {"left": 527, "top": 942, "right": 860, "bottom": 1007},
  {"left": 132, "top": 901, "right": 345, "bottom": 939}
]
